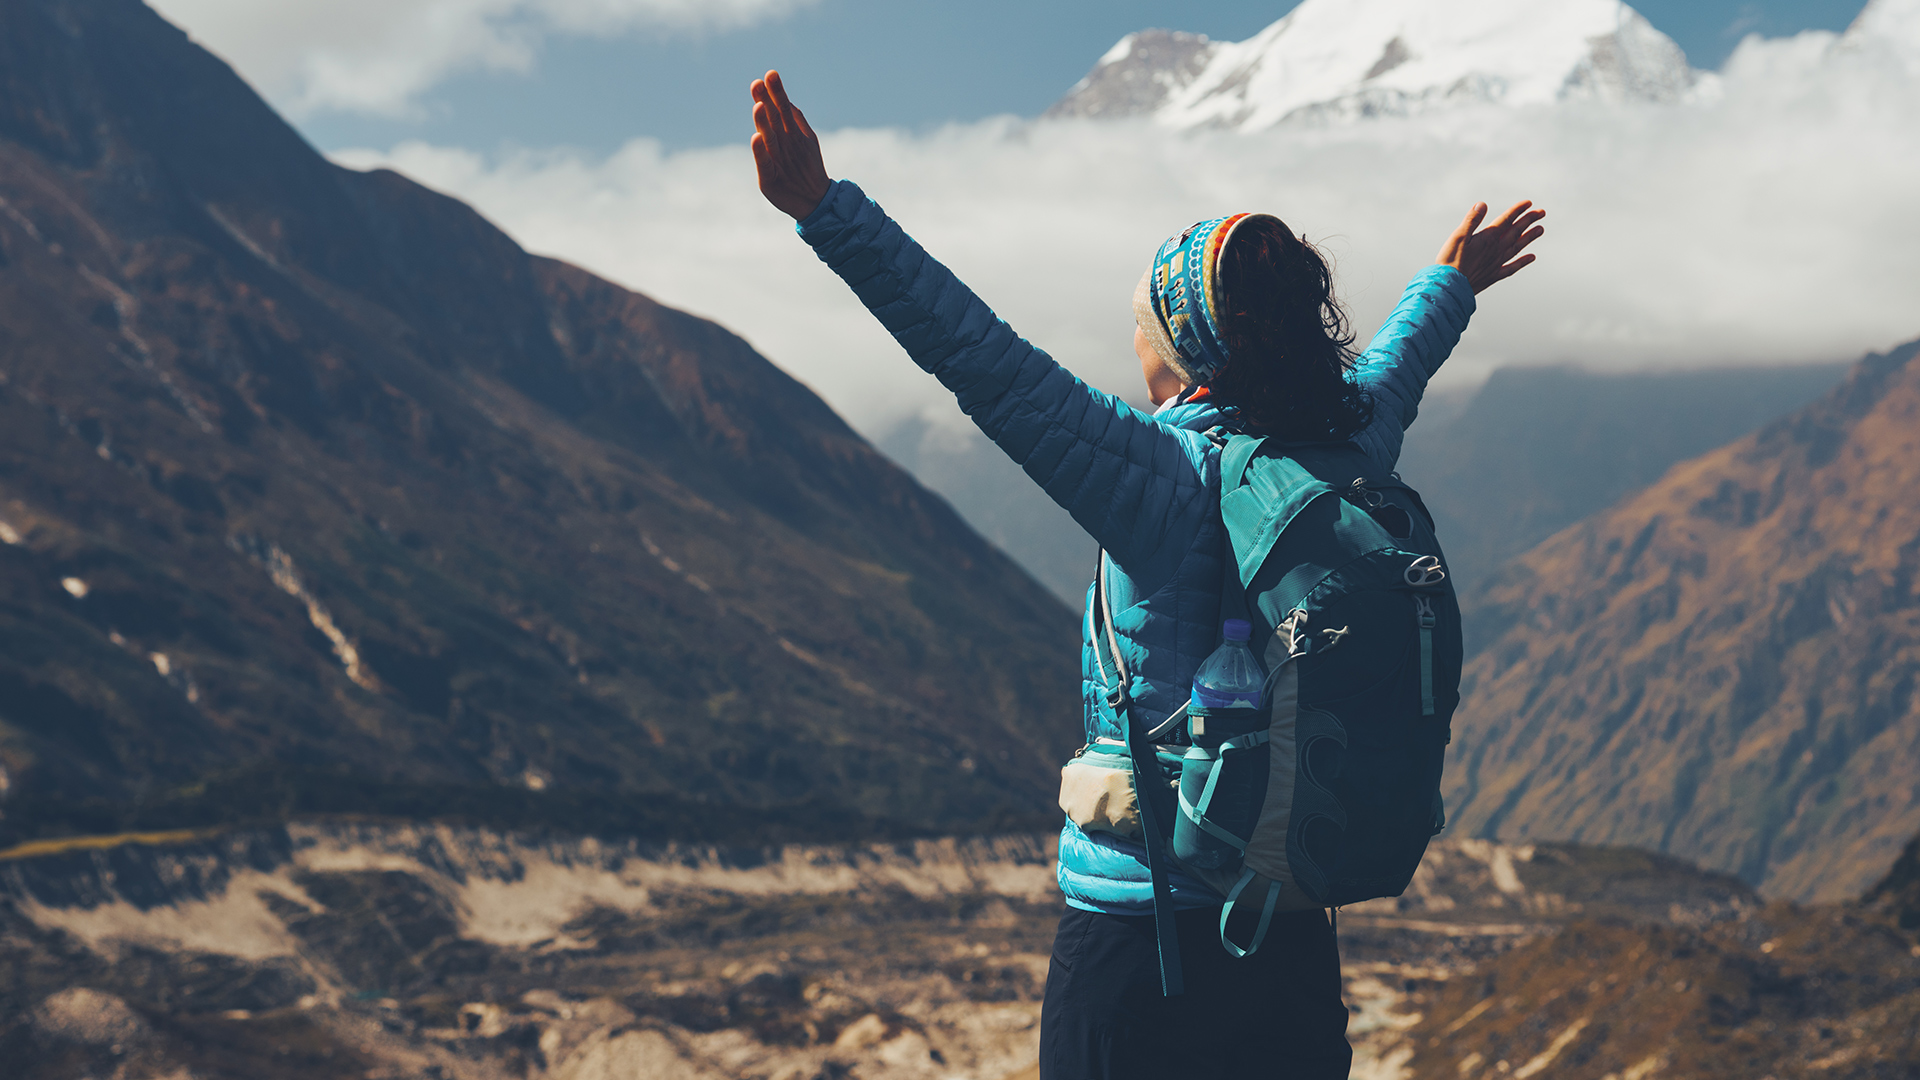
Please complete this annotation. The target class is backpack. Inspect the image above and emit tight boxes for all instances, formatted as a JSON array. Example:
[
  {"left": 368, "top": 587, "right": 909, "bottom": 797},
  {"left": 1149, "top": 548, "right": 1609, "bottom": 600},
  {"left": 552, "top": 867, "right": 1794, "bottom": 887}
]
[{"left": 1090, "top": 434, "right": 1462, "bottom": 996}]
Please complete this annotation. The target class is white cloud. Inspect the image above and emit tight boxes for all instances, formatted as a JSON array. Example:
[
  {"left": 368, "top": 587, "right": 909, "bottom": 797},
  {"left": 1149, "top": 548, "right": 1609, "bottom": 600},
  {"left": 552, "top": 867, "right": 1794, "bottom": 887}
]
[
  {"left": 333, "top": 27, "right": 1920, "bottom": 438},
  {"left": 149, "top": 0, "right": 811, "bottom": 117}
]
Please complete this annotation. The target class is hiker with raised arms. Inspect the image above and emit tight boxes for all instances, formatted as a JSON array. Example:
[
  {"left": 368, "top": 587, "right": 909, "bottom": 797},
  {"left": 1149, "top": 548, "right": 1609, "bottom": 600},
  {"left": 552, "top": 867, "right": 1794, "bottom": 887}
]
[{"left": 750, "top": 69, "right": 1544, "bottom": 1079}]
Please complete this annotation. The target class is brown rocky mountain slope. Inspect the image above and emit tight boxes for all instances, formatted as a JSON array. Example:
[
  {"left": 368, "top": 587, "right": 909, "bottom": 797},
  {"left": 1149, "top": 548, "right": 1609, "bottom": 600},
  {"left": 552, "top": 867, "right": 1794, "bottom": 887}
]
[
  {"left": 1445, "top": 336, "right": 1920, "bottom": 901},
  {"left": 1408, "top": 835, "right": 1920, "bottom": 1080},
  {"left": 0, "top": 0, "right": 1078, "bottom": 847}
]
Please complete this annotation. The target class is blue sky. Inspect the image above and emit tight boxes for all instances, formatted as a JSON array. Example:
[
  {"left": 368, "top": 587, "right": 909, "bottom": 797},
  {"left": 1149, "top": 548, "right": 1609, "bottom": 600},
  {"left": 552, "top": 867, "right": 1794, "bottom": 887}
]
[{"left": 291, "top": 0, "right": 1872, "bottom": 154}]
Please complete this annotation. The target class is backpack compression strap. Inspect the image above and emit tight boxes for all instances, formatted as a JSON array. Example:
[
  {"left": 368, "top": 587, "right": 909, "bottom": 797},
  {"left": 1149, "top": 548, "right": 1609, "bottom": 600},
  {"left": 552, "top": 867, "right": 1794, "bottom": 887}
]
[
  {"left": 1220, "top": 867, "right": 1285, "bottom": 958},
  {"left": 1094, "top": 553, "right": 1184, "bottom": 997}
]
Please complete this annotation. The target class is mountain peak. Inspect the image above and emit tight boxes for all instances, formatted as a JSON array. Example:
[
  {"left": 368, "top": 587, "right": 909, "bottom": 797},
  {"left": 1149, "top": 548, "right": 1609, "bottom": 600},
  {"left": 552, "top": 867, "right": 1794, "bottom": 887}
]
[
  {"left": 1854, "top": 0, "right": 1920, "bottom": 38},
  {"left": 1049, "top": 0, "right": 1696, "bottom": 129},
  {"left": 1849, "top": 0, "right": 1920, "bottom": 72},
  {"left": 1049, "top": 29, "right": 1217, "bottom": 121}
]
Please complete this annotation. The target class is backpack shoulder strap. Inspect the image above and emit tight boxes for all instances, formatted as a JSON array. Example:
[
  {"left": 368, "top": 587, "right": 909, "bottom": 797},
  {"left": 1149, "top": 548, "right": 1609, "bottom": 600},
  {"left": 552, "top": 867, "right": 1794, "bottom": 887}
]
[
  {"left": 1222, "top": 453, "right": 1338, "bottom": 591},
  {"left": 1092, "top": 552, "right": 1184, "bottom": 997},
  {"left": 1220, "top": 434, "right": 1267, "bottom": 493}
]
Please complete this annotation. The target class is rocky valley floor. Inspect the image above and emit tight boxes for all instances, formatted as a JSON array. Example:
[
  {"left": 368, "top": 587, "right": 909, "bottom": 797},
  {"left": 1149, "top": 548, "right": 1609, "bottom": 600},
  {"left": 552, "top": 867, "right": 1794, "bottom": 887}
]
[{"left": 4, "top": 822, "right": 1919, "bottom": 1079}]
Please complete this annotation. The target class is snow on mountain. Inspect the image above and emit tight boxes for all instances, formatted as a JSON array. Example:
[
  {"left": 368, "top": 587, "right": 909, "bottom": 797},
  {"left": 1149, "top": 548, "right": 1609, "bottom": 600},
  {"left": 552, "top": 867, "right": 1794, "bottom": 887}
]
[
  {"left": 1048, "top": 0, "right": 1697, "bottom": 130},
  {"left": 1849, "top": 0, "right": 1920, "bottom": 73},
  {"left": 1048, "top": 30, "right": 1217, "bottom": 121},
  {"left": 1854, "top": 0, "right": 1920, "bottom": 42}
]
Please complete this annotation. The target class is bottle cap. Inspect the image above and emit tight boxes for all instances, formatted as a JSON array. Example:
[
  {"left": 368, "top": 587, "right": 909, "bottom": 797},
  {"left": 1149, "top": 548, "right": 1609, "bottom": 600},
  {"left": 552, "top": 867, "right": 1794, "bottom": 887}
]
[{"left": 1222, "top": 619, "right": 1251, "bottom": 642}]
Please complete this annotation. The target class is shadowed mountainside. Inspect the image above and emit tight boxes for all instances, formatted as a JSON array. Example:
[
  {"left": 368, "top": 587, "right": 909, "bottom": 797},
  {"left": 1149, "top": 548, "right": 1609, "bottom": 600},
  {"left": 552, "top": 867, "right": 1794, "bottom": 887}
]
[
  {"left": 876, "top": 417, "right": 1099, "bottom": 609},
  {"left": 0, "top": 0, "right": 1079, "bottom": 848},
  {"left": 1397, "top": 362, "right": 1849, "bottom": 604},
  {"left": 1446, "top": 337, "right": 1920, "bottom": 901}
]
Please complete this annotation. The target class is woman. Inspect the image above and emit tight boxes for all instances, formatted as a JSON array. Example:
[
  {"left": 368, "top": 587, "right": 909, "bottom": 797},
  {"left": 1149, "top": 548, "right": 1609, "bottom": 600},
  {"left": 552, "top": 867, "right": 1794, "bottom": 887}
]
[{"left": 750, "top": 70, "right": 1543, "bottom": 1079}]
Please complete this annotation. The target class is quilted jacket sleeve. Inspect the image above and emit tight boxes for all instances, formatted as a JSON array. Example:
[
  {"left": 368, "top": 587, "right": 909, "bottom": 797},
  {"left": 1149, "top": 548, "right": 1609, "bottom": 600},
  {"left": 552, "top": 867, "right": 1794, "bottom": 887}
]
[
  {"left": 797, "top": 180, "right": 1213, "bottom": 581},
  {"left": 1348, "top": 265, "right": 1476, "bottom": 472}
]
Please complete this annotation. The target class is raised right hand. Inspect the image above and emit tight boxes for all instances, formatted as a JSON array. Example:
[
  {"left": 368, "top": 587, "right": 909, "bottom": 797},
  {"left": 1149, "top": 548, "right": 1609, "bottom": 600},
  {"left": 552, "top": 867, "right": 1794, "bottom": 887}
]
[{"left": 750, "top": 70, "right": 831, "bottom": 221}]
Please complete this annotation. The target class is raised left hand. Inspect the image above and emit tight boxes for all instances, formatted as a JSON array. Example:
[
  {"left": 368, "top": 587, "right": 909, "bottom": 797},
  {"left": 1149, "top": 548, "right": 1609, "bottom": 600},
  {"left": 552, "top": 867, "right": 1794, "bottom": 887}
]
[{"left": 1437, "top": 200, "right": 1547, "bottom": 294}]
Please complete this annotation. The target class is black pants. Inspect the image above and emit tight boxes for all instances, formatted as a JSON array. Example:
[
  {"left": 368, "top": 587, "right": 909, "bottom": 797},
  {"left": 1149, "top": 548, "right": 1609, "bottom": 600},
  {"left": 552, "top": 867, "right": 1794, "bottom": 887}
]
[{"left": 1038, "top": 904, "right": 1351, "bottom": 1079}]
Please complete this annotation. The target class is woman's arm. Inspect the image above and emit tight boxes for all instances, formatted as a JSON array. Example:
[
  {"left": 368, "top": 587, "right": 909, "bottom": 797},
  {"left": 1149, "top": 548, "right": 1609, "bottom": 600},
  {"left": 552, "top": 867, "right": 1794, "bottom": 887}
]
[
  {"left": 1349, "top": 200, "right": 1547, "bottom": 471},
  {"left": 1347, "top": 266, "right": 1476, "bottom": 472},
  {"left": 752, "top": 72, "right": 1211, "bottom": 578},
  {"left": 798, "top": 181, "right": 1211, "bottom": 575}
]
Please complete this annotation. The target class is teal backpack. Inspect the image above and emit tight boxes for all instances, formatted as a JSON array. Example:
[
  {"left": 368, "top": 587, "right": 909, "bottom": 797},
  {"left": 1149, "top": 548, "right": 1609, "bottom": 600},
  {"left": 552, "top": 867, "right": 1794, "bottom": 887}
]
[{"left": 1094, "top": 434, "right": 1461, "bottom": 996}]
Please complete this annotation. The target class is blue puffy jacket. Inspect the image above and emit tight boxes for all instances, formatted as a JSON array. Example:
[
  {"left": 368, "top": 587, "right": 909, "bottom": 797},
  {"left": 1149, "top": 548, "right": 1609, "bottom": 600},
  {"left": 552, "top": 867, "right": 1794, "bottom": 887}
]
[{"left": 799, "top": 180, "right": 1476, "bottom": 913}]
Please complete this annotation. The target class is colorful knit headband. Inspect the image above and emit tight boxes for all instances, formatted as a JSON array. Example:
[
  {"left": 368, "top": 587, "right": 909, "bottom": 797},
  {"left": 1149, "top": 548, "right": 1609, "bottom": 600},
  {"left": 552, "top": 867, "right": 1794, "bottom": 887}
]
[{"left": 1132, "top": 212, "right": 1284, "bottom": 388}]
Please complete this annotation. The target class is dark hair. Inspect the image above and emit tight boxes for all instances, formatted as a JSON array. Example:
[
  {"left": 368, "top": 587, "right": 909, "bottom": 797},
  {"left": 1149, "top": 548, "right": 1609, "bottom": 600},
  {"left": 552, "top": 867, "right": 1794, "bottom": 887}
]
[{"left": 1209, "top": 218, "right": 1372, "bottom": 441}]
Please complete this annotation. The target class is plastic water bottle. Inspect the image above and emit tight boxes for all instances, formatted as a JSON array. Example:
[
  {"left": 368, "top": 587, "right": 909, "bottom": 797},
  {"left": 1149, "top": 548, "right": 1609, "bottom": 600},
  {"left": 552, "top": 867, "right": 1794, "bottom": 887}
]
[
  {"left": 1174, "top": 620, "right": 1271, "bottom": 869},
  {"left": 1188, "top": 619, "right": 1264, "bottom": 739}
]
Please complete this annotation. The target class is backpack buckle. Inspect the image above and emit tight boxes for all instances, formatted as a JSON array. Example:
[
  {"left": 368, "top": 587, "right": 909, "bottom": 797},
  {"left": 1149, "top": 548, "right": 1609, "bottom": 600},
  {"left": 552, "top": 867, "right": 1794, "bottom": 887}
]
[
  {"left": 1404, "top": 555, "right": 1447, "bottom": 587},
  {"left": 1275, "top": 608, "right": 1313, "bottom": 660}
]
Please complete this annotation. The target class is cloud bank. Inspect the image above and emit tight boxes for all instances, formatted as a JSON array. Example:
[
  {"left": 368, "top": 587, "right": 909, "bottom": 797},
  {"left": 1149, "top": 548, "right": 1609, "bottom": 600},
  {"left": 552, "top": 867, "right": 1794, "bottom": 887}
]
[
  {"left": 334, "top": 26, "right": 1920, "bottom": 436},
  {"left": 149, "top": 0, "right": 813, "bottom": 117}
]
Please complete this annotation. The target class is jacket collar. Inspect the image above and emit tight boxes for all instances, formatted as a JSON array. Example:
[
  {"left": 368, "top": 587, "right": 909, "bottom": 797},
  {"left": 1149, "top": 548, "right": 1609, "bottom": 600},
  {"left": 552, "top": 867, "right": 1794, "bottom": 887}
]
[{"left": 1154, "top": 387, "right": 1232, "bottom": 433}]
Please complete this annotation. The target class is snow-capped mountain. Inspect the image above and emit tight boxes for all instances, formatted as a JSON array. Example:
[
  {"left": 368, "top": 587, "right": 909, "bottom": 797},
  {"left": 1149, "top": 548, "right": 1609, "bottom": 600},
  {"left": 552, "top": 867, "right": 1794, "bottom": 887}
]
[
  {"left": 1849, "top": 0, "right": 1920, "bottom": 73},
  {"left": 1854, "top": 0, "right": 1920, "bottom": 41},
  {"left": 1048, "top": 0, "right": 1697, "bottom": 129}
]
